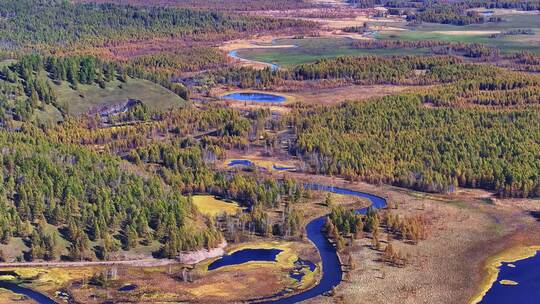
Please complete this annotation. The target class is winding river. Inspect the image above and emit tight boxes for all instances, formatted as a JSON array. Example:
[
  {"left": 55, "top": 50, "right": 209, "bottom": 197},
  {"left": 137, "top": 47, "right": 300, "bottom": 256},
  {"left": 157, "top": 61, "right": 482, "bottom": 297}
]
[
  {"left": 259, "top": 183, "right": 387, "bottom": 304},
  {"left": 0, "top": 184, "right": 386, "bottom": 304},
  {"left": 228, "top": 50, "right": 279, "bottom": 71},
  {"left": 4, "top": 183, "right": 533, "bottom": 304}
]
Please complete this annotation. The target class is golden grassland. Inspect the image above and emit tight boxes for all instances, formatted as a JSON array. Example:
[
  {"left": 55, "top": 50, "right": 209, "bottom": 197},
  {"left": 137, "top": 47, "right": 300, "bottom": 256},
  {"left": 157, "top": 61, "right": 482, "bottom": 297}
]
[
  {"left": 192, "top": 195, "right": 242, "bottom": 216},
  {"left": 0, "top": 240, "right": 319, "bottom": 303},
  {"left": 469, "top": 246, "right": 540, "bottom": 304},
  {"left": 0, "top": 288, "right": 33, "bottom": 304},
  {"left": 1, "top": 267, "right": 97, "bottom": 292}
]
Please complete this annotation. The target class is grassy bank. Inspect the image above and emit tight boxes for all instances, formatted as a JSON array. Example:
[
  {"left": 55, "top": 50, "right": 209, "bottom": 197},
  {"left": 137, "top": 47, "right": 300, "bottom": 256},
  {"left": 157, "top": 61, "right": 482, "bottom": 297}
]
[{"left": 470, "top": 246, "right": 540, "bottom": 304}]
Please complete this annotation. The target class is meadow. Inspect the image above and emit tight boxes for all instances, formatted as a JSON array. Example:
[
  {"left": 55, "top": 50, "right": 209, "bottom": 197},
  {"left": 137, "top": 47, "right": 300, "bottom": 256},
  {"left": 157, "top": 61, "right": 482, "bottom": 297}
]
[
  {"left": 237, "top": 37, "right": 430, "bottom": 67},
  {"left": 55, "top": 77, "right": 186, "bottom": 116},
  {"left": 192, "top": 195, "right": 242, "bottom": 217},
  {"left": 381, "top": 13, "right": 540, "bottom": 54}
]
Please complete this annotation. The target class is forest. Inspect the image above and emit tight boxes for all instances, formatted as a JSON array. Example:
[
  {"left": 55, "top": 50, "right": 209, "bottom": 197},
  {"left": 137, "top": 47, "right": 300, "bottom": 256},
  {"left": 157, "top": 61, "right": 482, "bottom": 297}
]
[
  {"left": 74, "top": 0, "right": 316, "bottom": 11},
  {"left": 193, "top": 55, "right": 499, "bottom": 90},
  {"left": 348, "top": 0, "right": 540, "bottom": 11},
  {"left": 0, "top": 53, "right": 195, "bottom": 123},
  {"left": 290, "top": 93, "right": 540, "bottom": 198},
  {"left": 348, "top": 0, "right": 540, "bottom": 25},
  {"left": 0, "top": 129, "right": 221, "bottom": 261},
  {"left": 0, "top": 0, "right": 313, "bottom": 50},
  {"left": 0, "top": 0, "right": 539, "bottom": 269}
]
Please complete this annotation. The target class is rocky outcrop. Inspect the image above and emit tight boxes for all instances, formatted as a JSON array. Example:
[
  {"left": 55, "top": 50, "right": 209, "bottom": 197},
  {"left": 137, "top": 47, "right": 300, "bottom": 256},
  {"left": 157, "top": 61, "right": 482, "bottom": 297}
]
[{"left": 176, "top": 240, "right": 227, "bottom": 265}]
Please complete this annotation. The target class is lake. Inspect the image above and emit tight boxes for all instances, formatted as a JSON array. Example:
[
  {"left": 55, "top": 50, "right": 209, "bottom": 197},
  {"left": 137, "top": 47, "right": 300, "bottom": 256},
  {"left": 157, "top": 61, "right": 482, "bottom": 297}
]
[
  {"left": 480, "top": 251, "right": 540, "bottom": 304},
  {"left": 208, "top": 248, "right": 283, "bottom": 271},
  {"left": 228, "top": 159, "right": 255, "bottom": 167},
  {"left": 221, "top": 92, "right": 286, "bottom": 103}
]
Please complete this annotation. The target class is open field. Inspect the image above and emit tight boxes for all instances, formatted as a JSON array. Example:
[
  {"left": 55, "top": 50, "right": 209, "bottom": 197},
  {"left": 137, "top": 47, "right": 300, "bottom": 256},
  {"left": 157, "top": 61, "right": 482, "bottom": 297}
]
[
  {"left": 237, "top": 37, "right": 430, "bottom": 67},
  {"left": 380, "top": 12, "right": 540, "bottom": 54},
  {"left": 192, "top": 195, "right": 242, "bottom": 217},
  {"left": 282, "top": 85, "right": 414, "bottom": 104},
  {"left": 213, "top": 85, "right": 414, "bottom": 110},
  {"left": 33, "top": 104, "right": 64, "bottom": 124},
  {"left": 55, "top": 77, "right": 186, "bottom": 116},
  {"left": 380, "top": 31, "right": 540, "bottom": 54}
]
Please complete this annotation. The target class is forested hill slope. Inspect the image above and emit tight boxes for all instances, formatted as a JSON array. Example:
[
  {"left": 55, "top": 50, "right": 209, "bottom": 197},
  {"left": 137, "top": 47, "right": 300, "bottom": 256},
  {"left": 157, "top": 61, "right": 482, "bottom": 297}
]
[
  {"left": 0, "top": 54, "right": 188, "bottom": 125},
  {"left": 0, "top": 128, "right": 221, "bottom": 262},
  {"left": 0, "top": 0, "right": 312, "bottom": 50}
]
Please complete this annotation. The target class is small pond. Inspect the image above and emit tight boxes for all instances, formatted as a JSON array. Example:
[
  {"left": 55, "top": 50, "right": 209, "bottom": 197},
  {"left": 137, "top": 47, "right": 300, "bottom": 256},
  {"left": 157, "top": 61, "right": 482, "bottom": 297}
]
[
  {"left": 208, "top": 248, "right": 283, "bottom": 271},
  {"left": 228, "top": 159, "right": 255, "bottom": 167},
  {"left": 221, "top": 92, "right": 286, "bottom": 103},
  {"left": 272, "top": 165, "right": 296, "bottom": 172},
  {"left": 118, "top": 284, "right": 138, "bottom": 292},
  {"left": 480, "top": 251, "right": 540, "bottom": 304}
]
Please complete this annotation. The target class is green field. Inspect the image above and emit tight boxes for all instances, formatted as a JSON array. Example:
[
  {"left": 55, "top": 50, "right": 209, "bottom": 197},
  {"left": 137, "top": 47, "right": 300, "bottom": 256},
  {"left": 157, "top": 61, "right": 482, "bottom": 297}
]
[
  {"left": 236, "top": 13, "right": 540, "bottom": 67},
  {"left": 404, "top": 13, "right": 540, "bottom": 31},
  {"left": 378, "top": 30, "right": 540, "bottom": 54},
  {"left": 56, "top": 77, "right": 186, "bottom": 116},
  {"left": 237, "top": 37, "right": 430, "bottom": 67},
  {"left": 382, "top": 13, "right": 540, "bottom": 54}
]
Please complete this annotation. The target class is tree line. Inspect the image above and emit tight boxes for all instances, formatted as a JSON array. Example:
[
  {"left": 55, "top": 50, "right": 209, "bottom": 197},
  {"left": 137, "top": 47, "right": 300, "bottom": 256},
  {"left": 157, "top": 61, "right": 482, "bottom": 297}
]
[
  {"left": 289, "top": 93, "right": 540, "bottom": 198},
  {"left": 0, "top": 0, "right": 314, "bottom": 50}
]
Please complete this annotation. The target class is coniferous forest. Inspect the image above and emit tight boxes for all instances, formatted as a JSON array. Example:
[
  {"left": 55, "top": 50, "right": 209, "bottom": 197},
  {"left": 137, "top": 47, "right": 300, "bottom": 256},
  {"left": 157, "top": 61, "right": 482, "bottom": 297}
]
[
  {"left": 0, "top": 0, "right": 540, "bottom": 270},
  {"left": 0, "top": 2, "right": 539, "bottom": 303}
]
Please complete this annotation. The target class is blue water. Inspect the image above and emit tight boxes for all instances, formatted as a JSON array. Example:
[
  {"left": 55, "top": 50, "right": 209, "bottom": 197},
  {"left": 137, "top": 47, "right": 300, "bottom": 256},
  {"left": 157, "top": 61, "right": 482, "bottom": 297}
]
[
  {"left": 208, "top": 248, "right": 283, "bottom": 271},
  {"left": 222, "top": 92, "right": 286, "bottom": 103},
  {"left": 0, "top": 281, "right": 57, "bottom": 304},
  {"left": 118, "top": 284, "right": 138, "bottom": 292},
  {"left": 228, "top": 50, "right": 279, "bottom": 70},
  {"left": 260, "top": 183, "right": 387, "bottom": 304},
  {"left": 480, "top": 251, "right": 540, "bottom": 304},
  {"left": 228, "top": 159, "right": 255, "bottom": 167},
  {"left": 289, "top": 259, "right": 317, "bottom": 282},
  {"left": 272, "top": 165, "right": 296, "bottom": 172}
]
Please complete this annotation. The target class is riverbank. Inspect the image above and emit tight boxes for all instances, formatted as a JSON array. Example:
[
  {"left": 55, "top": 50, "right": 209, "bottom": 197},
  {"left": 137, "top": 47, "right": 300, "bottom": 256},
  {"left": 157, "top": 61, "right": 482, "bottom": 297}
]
[
  {"left": 470, "top": 245, "right": 540, "bottom": 304},
  {"left": 251, "top": 169, "right": 540, "bottom": 304}
]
